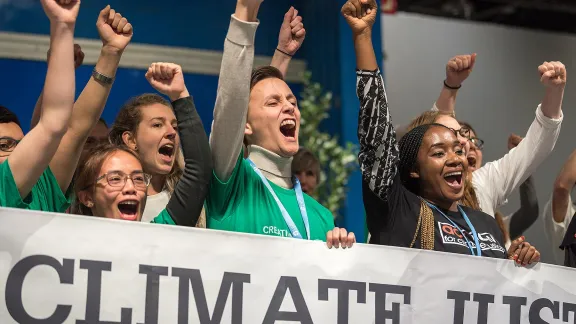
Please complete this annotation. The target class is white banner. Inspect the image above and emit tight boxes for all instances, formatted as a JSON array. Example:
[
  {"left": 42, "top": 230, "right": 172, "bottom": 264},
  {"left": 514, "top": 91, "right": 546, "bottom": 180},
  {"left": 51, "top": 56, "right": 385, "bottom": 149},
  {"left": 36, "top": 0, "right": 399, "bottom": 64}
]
[{"left": 1, "top": 207, "right": 576, "bottom": 324}]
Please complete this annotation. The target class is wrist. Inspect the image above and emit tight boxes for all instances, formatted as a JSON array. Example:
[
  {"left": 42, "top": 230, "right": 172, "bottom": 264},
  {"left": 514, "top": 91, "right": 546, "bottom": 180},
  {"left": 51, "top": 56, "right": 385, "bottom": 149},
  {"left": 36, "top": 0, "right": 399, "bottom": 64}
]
[
  {"left": 169, "top": 89, "right": 190, "bottom": 102},
  {"left": 101, "top": 45, "right": 124, "bottom": 57},
  {"left": 353, "top": 30, "right": 372, "bottom": 41},
  {"left": 275, "top": 47, "right": 293, "bottom": 57},
  {"left": 443, "top": 79, "right": 461, "bottom": 90},
  {"left": 235, "top": 2, "right": 260, "bottom": 22}
]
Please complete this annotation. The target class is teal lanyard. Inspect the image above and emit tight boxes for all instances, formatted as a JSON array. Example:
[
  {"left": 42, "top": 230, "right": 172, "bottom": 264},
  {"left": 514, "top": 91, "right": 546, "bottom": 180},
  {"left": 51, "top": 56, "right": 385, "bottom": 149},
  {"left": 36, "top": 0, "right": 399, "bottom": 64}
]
[{"left": 427, "top": 203, "right": 482, "bottom": 257}]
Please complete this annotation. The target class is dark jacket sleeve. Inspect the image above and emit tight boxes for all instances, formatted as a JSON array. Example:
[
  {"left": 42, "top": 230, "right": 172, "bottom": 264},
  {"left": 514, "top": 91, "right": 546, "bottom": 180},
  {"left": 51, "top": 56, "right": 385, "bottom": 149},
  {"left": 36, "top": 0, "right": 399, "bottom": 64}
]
[
  {"left": 357, "top": 69, "right": 400, "bottom": 202},
  {"left": 508, "top": 176, "right": 539, "bottom": 239},
  {"left": 166, "top": 96, "right": 212, "bottom": 226}
]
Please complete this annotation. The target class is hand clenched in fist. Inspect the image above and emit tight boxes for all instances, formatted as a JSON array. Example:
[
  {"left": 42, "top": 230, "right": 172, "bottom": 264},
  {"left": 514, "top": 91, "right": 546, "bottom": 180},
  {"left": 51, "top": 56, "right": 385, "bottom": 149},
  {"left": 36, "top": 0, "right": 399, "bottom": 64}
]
[
  {"left": 277, "top": 7, "right": 306, "bottom": 56},
  {"left": 326, "top": 227, "right": 356, "bottom": 249},
  {"left": 145, "top": 63, "right": 189, "bottom": 102},
  {"left": 445, "top": 54, "right": 476, "bottom": 89},
  {"left": 41, "top": 0, "right": 80, "bottom": 25},
  {"left": 341, "top": 0, "right": 378, "bottom": 36},
  {"left": 97, "top": 5, "right": 133, "bottom": 54},
  {"left": 507, "top": 133, "right": 523, "bottom": 150},
  {"left": 539, "top": 61, "right": 567, "bottom": 88}
]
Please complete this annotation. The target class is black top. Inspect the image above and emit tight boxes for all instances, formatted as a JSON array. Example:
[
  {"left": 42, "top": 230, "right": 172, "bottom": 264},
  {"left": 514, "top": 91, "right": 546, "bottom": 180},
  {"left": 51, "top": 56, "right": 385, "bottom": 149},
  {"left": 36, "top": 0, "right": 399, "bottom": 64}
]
[
  {"left": 356, "top": 69, "right": 506, "bottom": 258},
  {"left": 560, "top": 211, "right": 576, "bottom": 267},
  {"left": 165, "top": 96, "right": 212, "bottom": 227}
]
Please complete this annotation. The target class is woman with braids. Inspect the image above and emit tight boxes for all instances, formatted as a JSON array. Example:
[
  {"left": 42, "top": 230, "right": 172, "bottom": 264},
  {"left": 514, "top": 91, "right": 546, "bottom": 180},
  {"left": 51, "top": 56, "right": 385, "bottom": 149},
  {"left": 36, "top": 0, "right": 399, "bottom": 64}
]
[
  {"left": 344, "top": 0, "right": 540, "bottom": 264},
  {"left": 74, "top": 63, "right": 211, "bottom": 225}
]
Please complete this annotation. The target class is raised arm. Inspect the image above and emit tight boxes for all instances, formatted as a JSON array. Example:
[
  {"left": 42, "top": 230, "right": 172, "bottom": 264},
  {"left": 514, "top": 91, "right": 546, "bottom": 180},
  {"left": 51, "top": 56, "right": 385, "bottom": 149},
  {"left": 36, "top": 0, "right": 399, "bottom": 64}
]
[
  {"left": 473, "top": 62, "right": 565, "bottom": 212},
  {"left": 433, "top": 54, "right": 476, "bottom": 114},
  {"left": 553, "top": 150, "right": 576, "bottom": 224},
  {"left": 8, "top": 0, "right": 78, "bottom": 198},
  {"left": 49, "top": 5, "right": 133, "bottom": 192},
  {"left": 270, "top": 6, "right": 305, "bottom": 77},
  {"left": 508, "top": 176, "right": 538, "bottom": 239},
  {"left": 342, "top": 0, "right": 397, "bottom": 201},
  {"left": 30, "top": 44, "right": 84, "bottom": 130},
  {"left": 146, "top": 63, "right": 212, "bottom": 227},
  {"left": 210, "top": 0, "right": 261, "bottom": 181}
]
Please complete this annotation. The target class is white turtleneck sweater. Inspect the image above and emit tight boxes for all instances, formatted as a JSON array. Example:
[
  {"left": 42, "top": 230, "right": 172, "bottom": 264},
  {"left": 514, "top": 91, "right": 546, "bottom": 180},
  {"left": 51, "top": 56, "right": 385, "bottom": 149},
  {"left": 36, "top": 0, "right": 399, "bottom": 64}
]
[{"left": 245, "top": 145, "right": 293, "bottom": 188}]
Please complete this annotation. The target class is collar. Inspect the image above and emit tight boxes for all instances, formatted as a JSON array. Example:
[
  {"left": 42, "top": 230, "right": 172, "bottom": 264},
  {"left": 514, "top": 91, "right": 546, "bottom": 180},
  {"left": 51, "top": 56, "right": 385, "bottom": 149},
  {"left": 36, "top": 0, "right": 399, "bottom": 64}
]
[{"left": 247, "top": 145, "right": 293, "bottom": 188}]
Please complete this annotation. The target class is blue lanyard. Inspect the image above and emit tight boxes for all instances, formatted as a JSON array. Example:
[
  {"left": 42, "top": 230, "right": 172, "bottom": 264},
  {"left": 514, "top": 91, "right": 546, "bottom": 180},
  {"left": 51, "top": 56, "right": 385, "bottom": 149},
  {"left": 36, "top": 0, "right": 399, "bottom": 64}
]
[
  {"left": 427, "top": 203, "right": 482, "bottom": 257},
  {"left": 247, "top": 159, "right": 310, "bottom": 240}
]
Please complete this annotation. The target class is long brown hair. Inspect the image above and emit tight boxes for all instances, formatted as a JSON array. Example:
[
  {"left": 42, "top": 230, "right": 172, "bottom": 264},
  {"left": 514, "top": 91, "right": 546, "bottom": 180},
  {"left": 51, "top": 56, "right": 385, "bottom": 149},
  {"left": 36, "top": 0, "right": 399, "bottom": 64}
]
[
  {"left": 405, "top": 111, "right": 481, "bottom": 212},
  {"left": 73, "top": 143, "right": 142, "bottom": 216},
  {"left": 108, "top": 94, "right": 184, "bottom": 195}
]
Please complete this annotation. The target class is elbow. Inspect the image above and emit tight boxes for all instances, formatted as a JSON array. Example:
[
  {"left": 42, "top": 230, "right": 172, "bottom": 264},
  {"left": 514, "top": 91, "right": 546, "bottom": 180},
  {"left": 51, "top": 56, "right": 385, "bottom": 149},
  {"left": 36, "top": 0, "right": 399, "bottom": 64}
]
[{"left": 553, "top": 178, "right": 573, "bottom": 194}]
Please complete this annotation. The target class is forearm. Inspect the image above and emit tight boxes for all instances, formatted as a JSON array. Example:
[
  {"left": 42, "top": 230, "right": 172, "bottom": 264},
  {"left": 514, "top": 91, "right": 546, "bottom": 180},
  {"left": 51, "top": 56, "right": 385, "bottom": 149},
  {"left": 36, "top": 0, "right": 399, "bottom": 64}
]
[
  {"left": 552, "top": 184, "right": 571, "bottom": 224},
  {"left": 434, "top": 86, "right": 458, "bottom": 113},
  {"left": 210, "top": 15, "right": 258, "bottom": 181},
  {"left": 49, "top": 48, "right": 122, "bottom": 192},
  {"left": 30, "top": 90, "right": 43, "bottom": 129},
  {"left": 270, "top": 49, "right": 292, "bottom": 77},
  {"left": 40, "top": 23, "right": 75, "bottom": 135},
  {"left": 508, "top": 177, "right": 539, "bottom": 239},
  {"left": 354, "top": 32, "right": 378, "bottom": 71},
  {"left": 166, "top": 97, "right": 212, "bottom": 227},
  {"left": 541, "top": 87, "right": 564, "bottom": 119}
]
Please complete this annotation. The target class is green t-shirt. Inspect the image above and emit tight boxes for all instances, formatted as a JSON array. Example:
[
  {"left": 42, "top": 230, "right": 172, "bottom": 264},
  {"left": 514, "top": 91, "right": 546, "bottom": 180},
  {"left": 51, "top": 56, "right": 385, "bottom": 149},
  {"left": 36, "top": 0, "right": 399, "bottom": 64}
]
[
  {"left": 0, "top": 160, "right": 71, "bottom": 212},
  {"left": 206, "top": 153, "right": 335, "bottom": 240},
  {"left": 150, "top": 209, "right": 176, "bottom": 225}
]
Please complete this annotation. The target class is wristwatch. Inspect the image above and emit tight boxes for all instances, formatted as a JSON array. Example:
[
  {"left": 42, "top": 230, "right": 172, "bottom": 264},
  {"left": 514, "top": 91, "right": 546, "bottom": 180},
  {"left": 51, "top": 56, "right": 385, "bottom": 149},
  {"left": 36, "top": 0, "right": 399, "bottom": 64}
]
[{"left": 92, "top": 69, "right": 114, "bottom": 84}]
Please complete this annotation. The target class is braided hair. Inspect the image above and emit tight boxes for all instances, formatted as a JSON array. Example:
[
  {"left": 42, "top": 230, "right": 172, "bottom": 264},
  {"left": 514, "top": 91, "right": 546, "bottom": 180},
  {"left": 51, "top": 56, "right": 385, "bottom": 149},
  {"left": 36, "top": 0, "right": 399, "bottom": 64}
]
[{"left": 398, "top": 123, "right": 457, "bottom": 250}]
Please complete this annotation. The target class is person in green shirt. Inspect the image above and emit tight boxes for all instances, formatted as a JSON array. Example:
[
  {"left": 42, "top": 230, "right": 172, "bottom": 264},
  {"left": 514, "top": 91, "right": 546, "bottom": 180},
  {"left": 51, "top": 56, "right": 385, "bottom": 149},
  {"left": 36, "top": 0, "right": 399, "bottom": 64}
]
[
  {"left": 206, "top": 0, "right": 355, "bottom": 248},
  {"left": 0, "top": 0, "right": 80, "bottom": 212},
  {"left": 73, "top": 62, "right": 211, "bottom": 226}
]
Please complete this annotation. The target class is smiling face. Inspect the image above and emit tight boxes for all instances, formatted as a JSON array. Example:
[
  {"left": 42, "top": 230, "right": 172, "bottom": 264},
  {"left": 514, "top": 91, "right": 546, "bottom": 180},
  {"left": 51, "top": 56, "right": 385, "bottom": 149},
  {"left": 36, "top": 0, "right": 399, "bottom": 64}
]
[
  {"left": 412, "top": 126, "right": 468, "bottom": 207},
  {"left": 125, "top": 104, "right": 179, "bottom": 175},
  {"left": 246, "top": 76, "right": 300, "bottom": 157},
  {"left": 81, "top": 150, "right": 148, "bottom": 221}
]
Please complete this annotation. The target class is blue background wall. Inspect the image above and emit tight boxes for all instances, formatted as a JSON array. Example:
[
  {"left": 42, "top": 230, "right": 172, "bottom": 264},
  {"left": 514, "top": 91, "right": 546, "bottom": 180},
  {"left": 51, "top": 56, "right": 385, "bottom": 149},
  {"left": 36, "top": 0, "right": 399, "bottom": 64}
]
[{"left": 0, "top": 0, "right": 383, "bottom": 241}]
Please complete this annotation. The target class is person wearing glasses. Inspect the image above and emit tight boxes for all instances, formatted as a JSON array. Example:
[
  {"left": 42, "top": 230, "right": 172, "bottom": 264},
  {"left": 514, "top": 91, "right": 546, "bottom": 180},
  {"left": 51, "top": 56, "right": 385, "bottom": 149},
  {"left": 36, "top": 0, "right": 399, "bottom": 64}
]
[
  {"left": 72, "top": 62, "right": 211, "bottom": 225},
  {"left": 404, "top": 55, "right": 563, "bottom": 229},
  {"left": 0, "top": 0, "right": 79, "bottom": 212}
]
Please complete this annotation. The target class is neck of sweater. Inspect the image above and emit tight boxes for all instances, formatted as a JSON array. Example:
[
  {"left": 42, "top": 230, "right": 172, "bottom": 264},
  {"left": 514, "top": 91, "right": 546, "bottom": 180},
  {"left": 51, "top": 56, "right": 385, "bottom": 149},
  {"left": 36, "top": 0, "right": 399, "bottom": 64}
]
[{"left": 247, "top": 145, "right": 293, "bottom": 188}]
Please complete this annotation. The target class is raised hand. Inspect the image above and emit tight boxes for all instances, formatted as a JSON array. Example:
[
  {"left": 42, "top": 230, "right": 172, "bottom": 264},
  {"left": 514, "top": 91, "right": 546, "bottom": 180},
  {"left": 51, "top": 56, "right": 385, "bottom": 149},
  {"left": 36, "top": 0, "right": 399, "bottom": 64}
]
[
  {"left": 507, "top": 133, "right": 523, "bottom": 150},
  {"left": 97, "top": 5, "right": 133, "bottom": 54},
  {"left": 40, "top": 0, "right": 80, "bottom": 25},
  {"left": 507, "top": 236, "right": 540, "bottom": 266},
  {"left": 326, "top": 227, "right": 356, "bottom": 249},
  {"left": 445, "top": 54, "right": 476, "bottom": 89},
  {"left": 341, "top": 0, "right": 378, "bottom": 36},
  {"left": 145, "top": 63, "right": 189, "bottom": 101},
  {"left": 277, "top": 7, "right": 306, "bottom": 56},
  {"left": 539, "top": 61, "right": 567, "bottom": 88},
  {"left": 47, "top": 43, "right": 84, "bottom": 69}
]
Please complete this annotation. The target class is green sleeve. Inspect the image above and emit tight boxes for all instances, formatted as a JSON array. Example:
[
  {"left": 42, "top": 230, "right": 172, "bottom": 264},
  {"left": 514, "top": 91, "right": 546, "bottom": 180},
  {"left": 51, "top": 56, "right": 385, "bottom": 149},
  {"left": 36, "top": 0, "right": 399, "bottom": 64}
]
[
  {"left": 151, "top": 209, "right": 176, "bottom": 225},
  {"left": 36, "top": 167, "right": 73, "bottom": 213},
  {"left": 205, "top": 150, "right": 249, "bottom": 221},
  {"left": 0, "top": 160, "right": 28, "bottom": 208}
]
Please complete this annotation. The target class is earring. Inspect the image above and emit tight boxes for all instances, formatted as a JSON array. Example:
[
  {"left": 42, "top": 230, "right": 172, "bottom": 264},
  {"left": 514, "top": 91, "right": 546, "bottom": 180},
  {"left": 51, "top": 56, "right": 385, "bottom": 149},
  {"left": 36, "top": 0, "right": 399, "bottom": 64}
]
[
  {"left": 86, "top": 202, "right": 94, "bottom": 208},
  {"left": 134, "top": 145, "right": 138, "bottom": 151}
]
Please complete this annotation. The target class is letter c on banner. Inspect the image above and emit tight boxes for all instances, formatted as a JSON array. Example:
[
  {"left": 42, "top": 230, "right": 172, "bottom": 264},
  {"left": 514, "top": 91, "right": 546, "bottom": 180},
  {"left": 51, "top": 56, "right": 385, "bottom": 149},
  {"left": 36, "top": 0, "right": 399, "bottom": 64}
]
[{"left": 5, "top": 255, "right": 75, "bottom": 323}]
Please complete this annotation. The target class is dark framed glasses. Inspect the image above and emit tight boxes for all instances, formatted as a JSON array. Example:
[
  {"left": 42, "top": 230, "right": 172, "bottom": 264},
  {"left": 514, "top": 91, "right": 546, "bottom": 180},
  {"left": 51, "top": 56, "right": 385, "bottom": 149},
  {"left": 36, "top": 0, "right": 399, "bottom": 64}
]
[
  {"left": 0, "top": 137, "right": 20, "bottom": 152},
  {"left": 470, "top": 137, "right": 485, "bottom": 150},
  {"left": 84, "top": 170, "right": 152, "bottom": 191}
]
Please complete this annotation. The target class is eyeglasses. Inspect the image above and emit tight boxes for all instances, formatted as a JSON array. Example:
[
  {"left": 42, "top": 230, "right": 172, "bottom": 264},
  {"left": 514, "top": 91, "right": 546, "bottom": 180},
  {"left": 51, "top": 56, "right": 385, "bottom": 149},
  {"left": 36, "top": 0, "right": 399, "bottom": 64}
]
[
  {"left": 0, "top": 137, "right": 20, "bottom": 152},
  {"left": 470, "top": 137, "right": 485, "bottom": 150},
  {"left": 85, "top": 171, "right": 152, "bottom": 191},
  {"left": 455, "top": 126, "right": 471, "bottom": 139}
]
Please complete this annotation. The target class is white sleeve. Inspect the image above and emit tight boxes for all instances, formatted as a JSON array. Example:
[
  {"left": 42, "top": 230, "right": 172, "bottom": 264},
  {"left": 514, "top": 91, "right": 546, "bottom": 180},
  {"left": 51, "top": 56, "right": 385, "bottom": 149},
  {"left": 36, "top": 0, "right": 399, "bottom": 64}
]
[
  {"left": 472, "top": 105, "right": 562, "bottom": 214},
  {"left": 543, "top": 194, "right": 575, "bottom": 265}
]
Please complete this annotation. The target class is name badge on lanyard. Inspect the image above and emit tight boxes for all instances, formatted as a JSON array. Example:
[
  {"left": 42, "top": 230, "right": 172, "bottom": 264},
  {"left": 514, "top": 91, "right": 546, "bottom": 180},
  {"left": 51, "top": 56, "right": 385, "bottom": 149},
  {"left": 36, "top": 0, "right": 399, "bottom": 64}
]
[
  {"left": 248, "top": 159, "right": 310, "bottom": 239},
  {"left": 427, "top": 202, "right": 482, "bottom": 256}
]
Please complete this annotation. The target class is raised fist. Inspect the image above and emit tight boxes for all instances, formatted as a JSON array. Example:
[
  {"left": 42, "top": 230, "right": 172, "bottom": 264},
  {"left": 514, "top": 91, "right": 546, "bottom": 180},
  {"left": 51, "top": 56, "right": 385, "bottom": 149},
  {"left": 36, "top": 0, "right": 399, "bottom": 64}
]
[
  {"left": 97, "top": 5, "right": 133, "bottom": 54},
  {"left": 40, "top": 0, "right": 80, "bottom": 25},
  {"left": 507, "top": 134, "right": 523, "bottom": 150},
  {"left": 341, "top": 0, "right": 378, "bottom": 36},
  {"left": 47, "top": 43, "right": 84, "bottom": 69},
  {"left": 277, "top": 7, "right": 306, "bottom": 56},
  {"left": 145, "top": 63, "right": 188, "bottom": 101},
  {"left": 539, "top": 61, "right": 567, "bottom": 88},
  {"left": 445, "top": 54, "right": 476, "bottom": 88}
]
